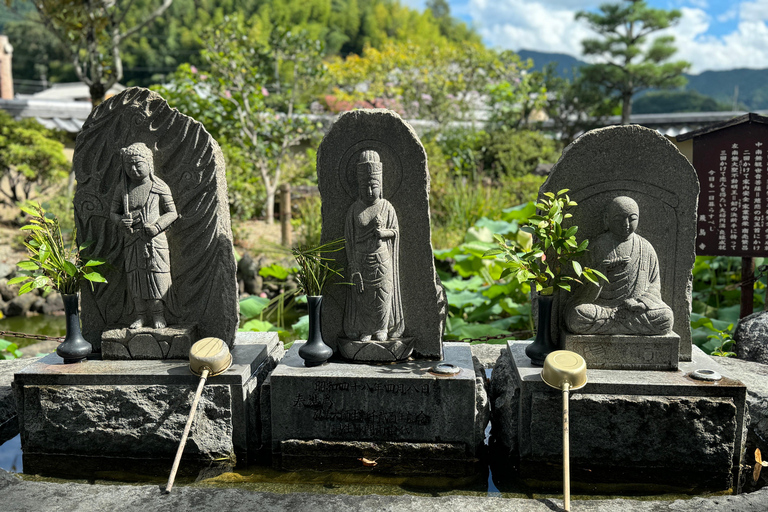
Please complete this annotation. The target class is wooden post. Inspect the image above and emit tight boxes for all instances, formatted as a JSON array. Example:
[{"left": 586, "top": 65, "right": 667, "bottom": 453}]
[
  {"left": 280, "top": 183, "right": 292, "bottom": 247},
  {"left": 741, "top": 256, "right": 755, "bottom": 319}
]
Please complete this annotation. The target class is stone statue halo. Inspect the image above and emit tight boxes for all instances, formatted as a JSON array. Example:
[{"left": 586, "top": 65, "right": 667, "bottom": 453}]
[{"left": 339, "top": 140, "right": 403, "bottom": 200}]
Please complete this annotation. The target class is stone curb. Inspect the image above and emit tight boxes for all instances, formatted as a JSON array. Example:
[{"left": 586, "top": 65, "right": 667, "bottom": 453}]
[{"left": 1, "top": 469, "right": 767, "bottom": 512}]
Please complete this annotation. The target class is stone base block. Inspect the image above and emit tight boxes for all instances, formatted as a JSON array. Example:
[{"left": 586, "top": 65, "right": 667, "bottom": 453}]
[
  {"left": 563, "top": 331, "right": 680, "bottom": 370},
  {"left": 101, "top": 325, "right": 197, "bottom": 360},
  {"left": 491, "top": 341, "right": 747, "bottom": 491},
  {"left": 13, "top": 331, "right": 284, "bottom": 469},
  {"left": 264, "top": 342, "right": 489, "bottom": 473}
]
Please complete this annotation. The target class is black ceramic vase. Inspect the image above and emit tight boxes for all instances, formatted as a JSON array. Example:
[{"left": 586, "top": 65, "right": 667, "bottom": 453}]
[
  {"left": 298, "top": 295, "right": 333, "bottom": 367},
  {"left": 56, "top": 293, "right": 92, "bottom": 364},
  {"left": 525, "top": 294, "right": 556, "bottom": 366}
]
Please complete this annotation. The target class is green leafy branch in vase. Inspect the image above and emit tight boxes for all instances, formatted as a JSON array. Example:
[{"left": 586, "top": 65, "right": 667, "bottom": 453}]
[
  {"left": 291, "top": 238, "right": 347, "bottom": 297},
  {"left": 484, "top": 189, "right": 607, "bottom": 295},
  {"left": 9, "top": 202, "right": 107, "bottom": 295}
]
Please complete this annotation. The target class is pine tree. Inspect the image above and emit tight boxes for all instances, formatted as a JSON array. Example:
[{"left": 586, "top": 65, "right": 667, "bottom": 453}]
[{"left": 576, "top": 0, "right": 690, "bottom": 124}]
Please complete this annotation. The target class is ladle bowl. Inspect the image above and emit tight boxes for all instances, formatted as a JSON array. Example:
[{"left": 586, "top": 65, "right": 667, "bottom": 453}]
[
  {"left": 541, "top": 350, "right": 587, "bottom": 391},
  {"left": 189, "top": 337, "right": 233, "bottom": 377}
]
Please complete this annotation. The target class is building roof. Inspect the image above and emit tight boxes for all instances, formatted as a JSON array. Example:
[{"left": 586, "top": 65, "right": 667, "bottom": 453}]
[
  {"left": 675, "top": 112, "right": 768, "bottom": 141},
  {"left": 0, "top": 98, "right": 92, "bottom": 132},
  {"left": 30, "top": 82, "right": 126, "bottom": 102}
]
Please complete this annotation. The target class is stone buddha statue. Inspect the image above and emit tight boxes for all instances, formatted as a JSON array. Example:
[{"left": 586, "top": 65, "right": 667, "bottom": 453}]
[
  {"left": 109, "top": 142, "right": 178, "bottom": 330},
  {"left": 565, "top": 196, "right": 673, "bottom": 336},
  {"left": 343, "top": 150, "right": 405, "bottom": 343}
]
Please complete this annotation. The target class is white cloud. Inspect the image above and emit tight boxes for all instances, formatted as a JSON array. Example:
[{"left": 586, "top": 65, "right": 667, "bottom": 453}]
[
  {"left": 741, "top": 0, "right": 768, "bottom": 22},
  {"left": 469, "top": 0, "right": 597, "bottom": 55},
  {"left": 466, "top": 0, "right": 768, "bottom": 73},
  {"left": 664, "top": 7, "right": 768, "bottom": 72}
]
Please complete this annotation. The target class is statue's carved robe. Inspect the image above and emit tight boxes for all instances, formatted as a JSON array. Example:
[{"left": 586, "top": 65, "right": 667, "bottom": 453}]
[
  {"left": 110, "top": 177, "right": 177, "bottom": 300},
  {"left": 343, "top": 198, "right": 405, "bottom": 340},
  {"left": 566, "top": 232, "right": 673, "bottom": 335}
]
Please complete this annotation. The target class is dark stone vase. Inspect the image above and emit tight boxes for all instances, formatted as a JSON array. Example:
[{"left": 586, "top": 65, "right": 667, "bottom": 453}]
[
  {"left": 298, "top": 295, "right": 333, "bottom": 367},
  {"left": 56, "top": 293, "right": 92, "bottom": 364},
  {"left": 525, "top": 294, "right": 555, "bottom": 366}
]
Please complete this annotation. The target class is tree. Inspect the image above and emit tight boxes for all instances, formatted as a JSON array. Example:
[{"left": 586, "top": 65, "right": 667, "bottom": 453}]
[
  {"left": 543, "top": 68, "right": 618, "bottom": 146},
  {"left": 6, "top": 0, "right": 175, "bottom": 105},
  {"left": 576, "top": 0, "right": 690, "bottom": 124},
  {"left": 157, "top": 14, "right": 325, "bottom": 224},
  {"left": 0, "top": 111, "right": 69, "bottom": 208}
]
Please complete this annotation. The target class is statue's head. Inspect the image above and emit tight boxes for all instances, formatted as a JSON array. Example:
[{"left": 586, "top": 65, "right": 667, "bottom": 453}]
[
  {"left": 120, "top": 142, "right": 154, "bottom": 182},
  {"left": 604, "top": 196, "right": 639, "bottom": 240},
  {"left": 357, "top": 150, "right": 383, "bottom": 205}
]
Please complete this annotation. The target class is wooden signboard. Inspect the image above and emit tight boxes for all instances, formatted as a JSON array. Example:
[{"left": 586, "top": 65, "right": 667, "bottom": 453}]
[
  {"left": 678, "top": 114, "right": 768, "bottom": 257},
  {"left": 678, "top": 113, "right": 768, "bottom": 317}
]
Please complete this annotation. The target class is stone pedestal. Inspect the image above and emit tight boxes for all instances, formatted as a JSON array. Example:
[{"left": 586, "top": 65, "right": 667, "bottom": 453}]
[
  {"left": 562, "top": 331, "right": 680, "bottom": 370},
  {"left": 13, "top": 332, "right": 283, "bottom": 471},
  {"left": 101, "top": 325, "right": 197, "bottom": 360},
  {"left": 491, "top": 341, "right": 747, "bottom": 491},
  {"left": 263, "top": 342, "right": 489, "bottom": 475}
]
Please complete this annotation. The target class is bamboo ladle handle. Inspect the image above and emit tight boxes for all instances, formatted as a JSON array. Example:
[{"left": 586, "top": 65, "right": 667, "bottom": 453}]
[
  {"left": 164, "top": 367, "right": 210, "bottom": 494},
  {"left": 562, "top": 381, "right": 571, "bottom": 512}
]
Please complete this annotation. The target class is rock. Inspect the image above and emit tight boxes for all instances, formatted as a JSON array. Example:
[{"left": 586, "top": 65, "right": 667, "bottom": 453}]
[
  {"left": 18, "top": 384, "right": 234, "bottom": 459},
  {"left": 30, "top": 297, "right": 45, "bottom": 314},
  {"left": 74, "top": 87, "right": 239, "bottom": 353},
  {"left": 716, "top": 356, "right": 768, "bottom": 441},
  {"left": 317, "top": 109, "right": 445, "bottom": 360},
  {"left": 733, "top": 311, "right": 768, "bottom": 364},
  {"left": 0, "top": 358, "right": 39, "bottom": 444},
  {"left": 540, "top": 125, "right": 698, "bottom": 362},
  {"left": 0, "top": 279, "right": 18, "bottom": 302},
  {"left": 41, "top": 292, "right": 64, "bottom": 315},
  {"left": 237, "top": 253, "right": 263, "bottom": 296},
  {"left": 0, "top": 262, "right": 12, "bottom": 279},
  {"left": 5, "top": 294, "right": 36, "bottom": 317}
]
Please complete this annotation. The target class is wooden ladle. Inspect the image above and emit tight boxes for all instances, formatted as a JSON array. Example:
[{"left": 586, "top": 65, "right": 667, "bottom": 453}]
[
  {"left": 164, "top": 337, "right": 233, "bottom": 494},
  {"left": 541, "top": 350, "right": 587, "bottom": 512}
]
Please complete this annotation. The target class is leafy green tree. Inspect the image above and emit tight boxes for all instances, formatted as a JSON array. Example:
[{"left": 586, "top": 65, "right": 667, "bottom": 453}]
[
  {"left": 544, "top": 68, "right": 618, "bottom": 146},
  {"left": 157, "top": 14, "right": 325, "bottom": 224},
  {"left": 485, "top": 54, "right": 548, "bottom": 131},
  {"left": 633, "top": 90, "right": 730, "bottom": 114},
  {"left": 0, "top": 111, "right": 69, "bottom": 207},
  {"left": 4, "top": 0, "right": 175, "bottom": 104},
  {"left": 576, "top": 0, "right": 690, "bottom": 124}
]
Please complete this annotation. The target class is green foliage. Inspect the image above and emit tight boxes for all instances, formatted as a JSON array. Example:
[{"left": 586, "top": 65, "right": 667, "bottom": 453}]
[
  {"left": 6, "top": 0, "right": 175, "bottom": 103},
  {"left": 0, "top": 338, "right": 23, "bottom": 360},
  {"left": 708, "top": 324, "right": 736, "bottom": 358},
  {"left": 0, "top": 111, "right": 69, "bottom": 208},
  {"left": 576, "top": 0, "right": 691, "bottom": 123},
  {"left": 485, "top": 54, "right": 547, "bottom": 131},
  {"left": 484, "top": 190, "right": 606, "bottom": 295},
  {"left": 423, "top": 129, "right": 547, "bottom": 249},
  {"left": 155, "top": 15, "right": 325, "bottom": 222},
  {"left": 633, "top": 90, "right": 730, "bottom": 114},
  {"left": 294, "top": 195, "right": 323, "bottom": 248},
  {"left": 10, "top": 202, "right": 106, "bottom": 295},
  {"left": 291, "top": 238, "right": 346, "bottom": 296},
  {"left": 542, "top": 69, "right": 618, "bottom": 146},
  {"left": 484, "top": 130, "right": 560, "bottom": 179}
]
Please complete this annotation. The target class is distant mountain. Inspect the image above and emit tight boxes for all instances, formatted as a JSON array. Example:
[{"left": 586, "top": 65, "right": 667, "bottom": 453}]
[
  {"left": 517, "top": 50, "right": 585, "bottom": 79},
  {"left": 518, "top": 50, "right": 768, "bottom": 111}
]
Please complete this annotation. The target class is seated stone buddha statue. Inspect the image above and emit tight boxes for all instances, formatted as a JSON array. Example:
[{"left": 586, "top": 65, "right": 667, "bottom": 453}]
[{"left": 565, "top": 196, "right": 674, "bottom": 336}]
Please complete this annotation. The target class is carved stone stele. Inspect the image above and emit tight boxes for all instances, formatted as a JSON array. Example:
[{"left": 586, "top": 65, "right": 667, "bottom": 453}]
[
  {"left": 74, "top": 88, "right": 239, "bottom": 356},
  {"left": 317, "top": 109, "right": 446, "bottom": 362}
]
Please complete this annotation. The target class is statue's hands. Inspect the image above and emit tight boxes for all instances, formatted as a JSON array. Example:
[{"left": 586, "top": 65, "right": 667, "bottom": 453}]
[
  {"left": 623, "top": 298, "right": 646, "bottom": 313},
  {"left": 144, "top": 224, "right": 160, "bottom": 237},
  {"left": 121, "top": 214, "right": 133, "bottom": 230},
  {"left": 605, "top": 255, "right": 630, "bottom": 270}
]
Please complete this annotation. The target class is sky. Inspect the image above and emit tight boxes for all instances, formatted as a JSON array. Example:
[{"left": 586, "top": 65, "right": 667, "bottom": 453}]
[{"left": 401, "top": 0, "right": 768, "bottom": 74}]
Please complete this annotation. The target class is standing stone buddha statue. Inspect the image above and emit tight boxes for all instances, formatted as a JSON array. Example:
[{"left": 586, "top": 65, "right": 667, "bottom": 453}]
[
  {"left": 343, "top": 150, "right": 405, "bottom": 342},
  {"left": 565, "top": 196, "right": 674, "bottom": 335},
  {"left": 110, "top": 142, "right": 178, "bottom": 330}
]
